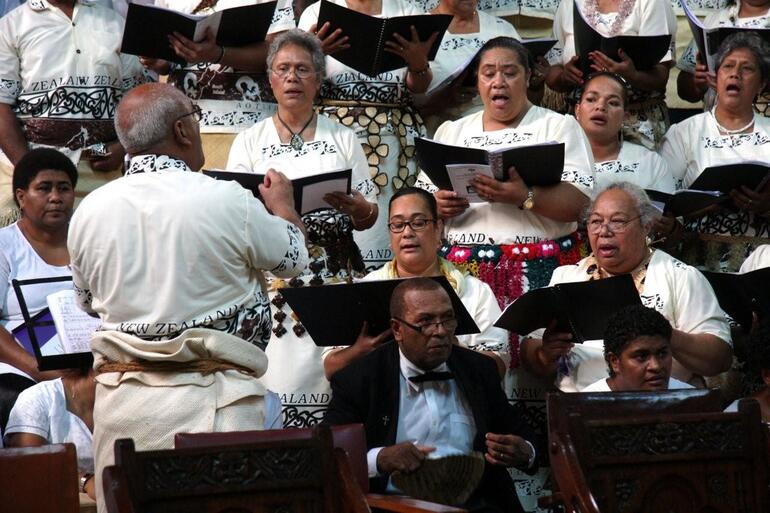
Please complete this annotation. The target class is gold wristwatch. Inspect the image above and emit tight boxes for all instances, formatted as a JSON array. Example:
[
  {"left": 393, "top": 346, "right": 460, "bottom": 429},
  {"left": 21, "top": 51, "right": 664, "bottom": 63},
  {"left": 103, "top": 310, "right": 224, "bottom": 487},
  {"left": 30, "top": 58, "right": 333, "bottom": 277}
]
[{"left": 521, "top": 188, "right": 535, "bottom": 210}]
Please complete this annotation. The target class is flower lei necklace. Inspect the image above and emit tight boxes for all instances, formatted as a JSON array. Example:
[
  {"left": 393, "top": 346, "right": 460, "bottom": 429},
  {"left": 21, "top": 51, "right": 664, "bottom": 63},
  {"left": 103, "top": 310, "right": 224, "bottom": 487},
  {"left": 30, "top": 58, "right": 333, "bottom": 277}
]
[{"left": 581, "top": 0, "right": 636, "bottom": 36}]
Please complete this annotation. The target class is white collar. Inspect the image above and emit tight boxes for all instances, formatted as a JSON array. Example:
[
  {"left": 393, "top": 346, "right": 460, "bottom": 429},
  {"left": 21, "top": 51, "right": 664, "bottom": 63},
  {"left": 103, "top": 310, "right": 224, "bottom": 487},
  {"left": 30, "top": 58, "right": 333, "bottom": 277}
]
[
  {"left": 398, "top": 349, "right": 450, "bottom": 394},
  {"left": 125, "top": 154, "right": 192, "bottom": 175},
  {"left": 29, "top": 0, "right": 95, "bottom": 12}
]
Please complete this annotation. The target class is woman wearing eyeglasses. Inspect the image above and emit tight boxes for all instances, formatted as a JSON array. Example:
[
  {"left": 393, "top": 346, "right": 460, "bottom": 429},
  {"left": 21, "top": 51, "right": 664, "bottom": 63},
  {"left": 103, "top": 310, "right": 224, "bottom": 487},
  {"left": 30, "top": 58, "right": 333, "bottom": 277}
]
[
  {"left": 322, "top": 187, "right": 510, "bottom": 379},
  {"left": 298, "top": 0, "right": 438, "bottom": 272},
  {"left": 227, "top": 29, "right": 377, "bottom": 428},
  {"left": 520, "top": 182, "right": 732, "bottom": 392}
]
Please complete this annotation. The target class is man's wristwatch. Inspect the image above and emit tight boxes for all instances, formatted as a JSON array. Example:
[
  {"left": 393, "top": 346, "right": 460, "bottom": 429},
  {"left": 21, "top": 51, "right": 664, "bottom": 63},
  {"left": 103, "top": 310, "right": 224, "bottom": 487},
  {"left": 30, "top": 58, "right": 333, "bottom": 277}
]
[
  {"left": 79, "top": 473, "right": 94, "bottom": 493},
  {"left": 520, "top": 188, "right": 535, "bottom": 210}
]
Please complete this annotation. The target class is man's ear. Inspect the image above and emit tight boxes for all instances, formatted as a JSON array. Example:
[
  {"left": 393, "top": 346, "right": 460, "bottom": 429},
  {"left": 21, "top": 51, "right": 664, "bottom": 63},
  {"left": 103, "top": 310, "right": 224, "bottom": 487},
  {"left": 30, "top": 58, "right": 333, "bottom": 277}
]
[
  {"left": 173, "top": 119, "right": 193, "bottom": 148},
  {"left": 390, "top": 318, "right": 402, "bottom": 342},
  {"left": 608, "top": 352, "right": 620, "bottom": 376}
]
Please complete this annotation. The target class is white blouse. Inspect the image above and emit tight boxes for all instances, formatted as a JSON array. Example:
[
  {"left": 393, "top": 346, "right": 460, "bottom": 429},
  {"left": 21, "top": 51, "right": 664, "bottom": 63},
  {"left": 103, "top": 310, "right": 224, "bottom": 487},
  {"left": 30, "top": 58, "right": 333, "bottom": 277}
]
[
  {"left": 740, "top": 244, "right": 770, "bottom": 273},
  {"left": 594, "top": 141, "right": 676, "bottom": 192}
]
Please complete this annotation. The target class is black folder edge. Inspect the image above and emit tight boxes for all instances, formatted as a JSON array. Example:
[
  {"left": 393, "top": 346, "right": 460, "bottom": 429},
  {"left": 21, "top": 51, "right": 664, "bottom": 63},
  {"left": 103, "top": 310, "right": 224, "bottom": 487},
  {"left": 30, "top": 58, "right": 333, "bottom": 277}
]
[
  {"left": 494, "top": 274, "right": 642, "bottom": 343},
  {"left": 279, "top": 276, "right": 480, "bottom": 347},
  {"left": 202, "top": 169, "right": 352, "bottom": 215},
  {"left": 644, "top": 188, "right": 729, "bottom": 217},
  {"left": 11, "top": 277, "right": 94, "bottom": 371},
  {"left": 701, "top": 268, "right": 770, "bottom": 332}
]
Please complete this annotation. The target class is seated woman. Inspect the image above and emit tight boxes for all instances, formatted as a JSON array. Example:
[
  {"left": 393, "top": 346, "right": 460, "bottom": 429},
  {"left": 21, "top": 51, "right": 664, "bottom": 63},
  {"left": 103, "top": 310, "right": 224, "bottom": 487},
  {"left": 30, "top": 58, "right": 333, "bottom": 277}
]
[
  {"left": 544, "top": 0, "right": 676, "bottom": 148},
  {"left": 4, "top": 367, "right": 96, "bottom": 499},
  {"left": 726, "top": 316, "right": 770, "bottom": 421},
  {"left": 520, "top": 182, "right": 733, "bottom": 391},
  {"left": 0, "top": 149, "right": 76, "bottom": 431},
  {"left": 322, "top": 187, "right": 510, "bottom": 379},
  {"left": 659, "top": 32, "right": 770, "bottom": 271},
  {"left": 140, "top": 0, "right": 295, "bottom": 169},
  {"left": 227, "top": 29, "right": 377, "bottom": 428},
  {"left": 584, "top": 305, "right": 694, "bottom": 392},
  {"left": 419, "top": 37, "right": 593, "bottom": 364},
  {"left": 677, "top": 0, "right": 770, "bottom": 113}
]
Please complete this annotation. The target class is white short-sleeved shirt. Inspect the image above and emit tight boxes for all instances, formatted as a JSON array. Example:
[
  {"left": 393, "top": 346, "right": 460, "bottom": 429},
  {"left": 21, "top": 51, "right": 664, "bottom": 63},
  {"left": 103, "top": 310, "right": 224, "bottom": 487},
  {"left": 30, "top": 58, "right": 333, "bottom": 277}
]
[
  {"left": 594, "top": 141, "right": 676, "bottom": 192},
  {"left": 419, "top": 107, "right": 595, "bottom": 245},
  {"left": 582, "top": 376, "right": 694, "bottom": 391},
  {"left": 407, "top": 0, "right": 559, "bottom": 19},
  {"left": 227, "top": 114, "right": 375, "bottom": 201},
  {"left": 658, "top": 111, "right": 770, "bottom": 237},
  {"left": 740, "top": 244, "right": 770, "bottom": 273},
  {"left": 547, "top": 250, "right": 732, "bottom": 392},
  {"left": 0, "top": 223, "right": 69, "bottom": 378},
  {"left": 360, "top": 260, "right": 511, "bottom": 364},
  {"left": 157, "top": 0, "right": 295, "bottom": 133},
  {"left": 548, "top": 0, "right": 676, "bottom": 66},
  {"left": 4, "top": 378, "right": 94, "bottom": 473},
  {"left": 427, "top": 11, "right": 520, "bottom": 94},
  {"left": 298, "top": 0, "right": 423, "bottom": 104},
  {"left": 67, "top": 155, "right": 309, "bottom": 349},
  {"left": 0, "top": 0, "right": 149, "bottom": 161}
]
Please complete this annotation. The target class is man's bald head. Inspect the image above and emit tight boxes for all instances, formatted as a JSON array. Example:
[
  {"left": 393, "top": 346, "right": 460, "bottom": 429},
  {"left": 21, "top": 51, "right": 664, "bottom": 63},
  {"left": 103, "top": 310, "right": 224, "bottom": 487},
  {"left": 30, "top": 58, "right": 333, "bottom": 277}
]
[{"left": 115, "top": 83, "right": 193, "bottom": 155}]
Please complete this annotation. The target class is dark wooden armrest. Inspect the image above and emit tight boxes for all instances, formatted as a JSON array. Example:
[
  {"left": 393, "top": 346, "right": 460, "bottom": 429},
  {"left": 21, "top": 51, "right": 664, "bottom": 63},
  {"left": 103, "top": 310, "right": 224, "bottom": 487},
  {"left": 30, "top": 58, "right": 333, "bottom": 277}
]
[
  {"left": 366, "top": 493, "right": 467, "bottom": 513},
  {"left": 102, "top": 465, "right": 135, "bottom": 513}
]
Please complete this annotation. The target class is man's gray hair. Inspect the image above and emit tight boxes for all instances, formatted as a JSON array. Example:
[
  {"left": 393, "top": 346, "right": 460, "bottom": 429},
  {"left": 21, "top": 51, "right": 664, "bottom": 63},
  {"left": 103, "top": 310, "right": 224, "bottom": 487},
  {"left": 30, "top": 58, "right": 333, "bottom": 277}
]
[
  {"left": 715, "top": 31, "right": 770, "bottom": 84},
  {"left": 585, "top": 182, "right": 659, "bottom": 229},
  {"left": 266, "top": 28, "right": 326, "bottom": 78},
  {"left": 115, "top": 84, "right": 192, "bottom": 154}
]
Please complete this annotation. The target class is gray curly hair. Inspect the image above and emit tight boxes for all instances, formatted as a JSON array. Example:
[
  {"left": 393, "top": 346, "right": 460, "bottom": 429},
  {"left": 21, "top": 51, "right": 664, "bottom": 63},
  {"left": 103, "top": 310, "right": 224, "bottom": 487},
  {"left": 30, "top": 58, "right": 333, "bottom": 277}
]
[
  {"left": 266, "top": 28, "right": 326, "bottom": 78},
  {"left": 715, "top": 31, "right": 770, "bottom": 85},
  {"left": 584, "top": 182, "right": 659, "bottom": 231}
]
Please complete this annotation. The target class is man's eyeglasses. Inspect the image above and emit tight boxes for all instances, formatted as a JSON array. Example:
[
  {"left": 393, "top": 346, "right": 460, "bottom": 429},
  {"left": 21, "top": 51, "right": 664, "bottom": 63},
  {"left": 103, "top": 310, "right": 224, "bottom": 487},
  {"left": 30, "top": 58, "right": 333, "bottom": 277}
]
[
  {"left": 176, "top": 104, "right": 202, "bottom": 123},
  {"left": 270, "top": 66, "right": 317, "bottom": 80},
  {"left": 393, "top": 316, "right": 458, "bottom": 335},
  {"left": 387, "top": 218, "right": 435, "bottom": 233},
  {"left": 586, "top": 214, "right": 642, "bottom": 234}
]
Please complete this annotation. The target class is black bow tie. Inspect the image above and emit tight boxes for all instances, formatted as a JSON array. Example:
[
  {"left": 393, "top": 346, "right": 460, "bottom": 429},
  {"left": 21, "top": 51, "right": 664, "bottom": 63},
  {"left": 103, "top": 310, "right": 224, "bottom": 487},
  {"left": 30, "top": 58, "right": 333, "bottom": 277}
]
[{"left": 408, "top": 371, "right": 454, "bottom": 384}]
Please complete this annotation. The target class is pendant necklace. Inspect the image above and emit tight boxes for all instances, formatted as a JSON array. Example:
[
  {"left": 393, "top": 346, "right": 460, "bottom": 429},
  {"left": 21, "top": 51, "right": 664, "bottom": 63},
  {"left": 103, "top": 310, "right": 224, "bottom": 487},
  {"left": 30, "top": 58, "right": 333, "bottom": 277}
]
[
  {"left": 711, "top": 107, "right": 755, "bottom": 135},
  {"left": 277, "top": 112, "right": 315, "bottom": 151}
]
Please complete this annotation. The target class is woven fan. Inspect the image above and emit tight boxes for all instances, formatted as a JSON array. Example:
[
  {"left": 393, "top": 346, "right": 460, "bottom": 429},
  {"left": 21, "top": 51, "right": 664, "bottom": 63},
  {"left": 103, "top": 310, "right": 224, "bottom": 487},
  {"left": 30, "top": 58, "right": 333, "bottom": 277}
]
[{"left": 391, "top": 452, "right": 485, "bottom": 506}]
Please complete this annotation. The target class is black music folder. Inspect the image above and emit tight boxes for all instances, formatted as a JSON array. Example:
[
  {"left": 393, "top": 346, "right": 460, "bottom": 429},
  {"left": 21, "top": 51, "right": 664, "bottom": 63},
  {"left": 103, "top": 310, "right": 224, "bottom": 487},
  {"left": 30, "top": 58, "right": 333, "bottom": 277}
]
[
  {"left": 573, "top": 0, "right": 671, "bottom": 74},
  {"left": 702, "top": 267, "right": 770, "bottom": 332},
  {"left": 279, "top": 276, "right": 480, "bottom": 346},
  {"left": 12, "top": 277, "right": 95, "bottom": 371},
  {"left": 688, "top": 162, "right": 770, "bottom": 195},
  {"left": 121, "top": 1, "right": 277, "bottom": 64},
  {"left": 645, "top": 189, "right": 728, "bottom": 217},
  {"left": 415, "top": 137, "right": 565, "bottom": 191},
  {"left": 203, "top": 169, "right": 352, "bottom": 215},
  {"left": 316, "top": 0, "right": 452, "bottom": 76},
  {"left": 681, "top": 0, "right": 770, "bottom": 71},
  {"left": 494, "top": 274, "right": 642, "bottom": 343}
]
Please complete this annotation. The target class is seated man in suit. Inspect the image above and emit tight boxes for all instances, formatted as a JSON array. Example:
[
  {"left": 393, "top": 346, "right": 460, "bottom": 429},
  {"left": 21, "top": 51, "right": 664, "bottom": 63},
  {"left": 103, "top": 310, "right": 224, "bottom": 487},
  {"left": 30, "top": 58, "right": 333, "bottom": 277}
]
[
  {"left": 584, "top": 305, "right": 694, "bottom": 392},
  {"left": 324, "top": 277, "right": 537, "bottom": 513}
]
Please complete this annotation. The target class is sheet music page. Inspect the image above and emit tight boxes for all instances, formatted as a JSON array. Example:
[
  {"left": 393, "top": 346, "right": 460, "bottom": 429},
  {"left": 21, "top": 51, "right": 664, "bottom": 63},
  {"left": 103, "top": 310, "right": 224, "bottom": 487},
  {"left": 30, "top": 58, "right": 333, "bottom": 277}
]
[
  {"left": 301, "top": 177, "right": 349, "bottom": 214},
  {"left": 46, "top": 290, "right": 100, "bottom": 354}
]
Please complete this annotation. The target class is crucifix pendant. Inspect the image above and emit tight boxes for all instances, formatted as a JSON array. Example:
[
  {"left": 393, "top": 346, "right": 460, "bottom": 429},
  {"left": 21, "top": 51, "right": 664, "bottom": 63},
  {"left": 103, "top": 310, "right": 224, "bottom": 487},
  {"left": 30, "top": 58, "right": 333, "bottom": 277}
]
[{"left": 290, "top": 134, "right": 304, "bottom": 151}]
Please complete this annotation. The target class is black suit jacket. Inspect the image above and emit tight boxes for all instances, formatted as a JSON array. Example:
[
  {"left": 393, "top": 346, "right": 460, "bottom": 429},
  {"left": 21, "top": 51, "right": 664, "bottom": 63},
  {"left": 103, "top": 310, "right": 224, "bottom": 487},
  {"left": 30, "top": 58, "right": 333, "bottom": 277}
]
[{"left": 324, "top": 341, "right": 537, "bottom": 513}]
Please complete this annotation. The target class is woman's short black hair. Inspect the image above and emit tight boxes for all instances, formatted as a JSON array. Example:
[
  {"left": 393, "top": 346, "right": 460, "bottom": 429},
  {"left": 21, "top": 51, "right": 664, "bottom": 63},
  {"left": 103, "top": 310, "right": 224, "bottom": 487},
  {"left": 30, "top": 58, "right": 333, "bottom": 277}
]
[
  {"left": 476, "top": 36, "right": 532, "bottom": 73},
  {"left": 388, "top": 187, "right": 438, "bottom": 220},
  {"left": 603, "top": 305, "right": 673, "bottom": 376},
  {"left": 12, "top": 149, "right": 78, "bottom": 206}
]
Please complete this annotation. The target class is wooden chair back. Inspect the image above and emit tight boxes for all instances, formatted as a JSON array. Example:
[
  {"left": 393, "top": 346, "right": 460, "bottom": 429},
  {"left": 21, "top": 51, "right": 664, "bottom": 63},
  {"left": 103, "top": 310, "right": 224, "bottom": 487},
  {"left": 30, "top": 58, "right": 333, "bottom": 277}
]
[
  {"left": 546, "top": 390, "right": 770, "bottom": 513},
  {"left": 102, "top": 425, "right": 367, "bottom": 513},
  {"left": 174, "top": 423, "right": 369, "bottom": 492},
  {"left": 0, "top": 443, "right": 79, "bottom": 513}
]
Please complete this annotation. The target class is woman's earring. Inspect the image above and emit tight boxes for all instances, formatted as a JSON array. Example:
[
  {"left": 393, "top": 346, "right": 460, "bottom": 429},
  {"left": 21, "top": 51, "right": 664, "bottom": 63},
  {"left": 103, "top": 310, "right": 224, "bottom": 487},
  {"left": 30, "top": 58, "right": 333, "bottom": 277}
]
[{"left": 645, "top": 235, "right": 653, "bottom": 247}]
